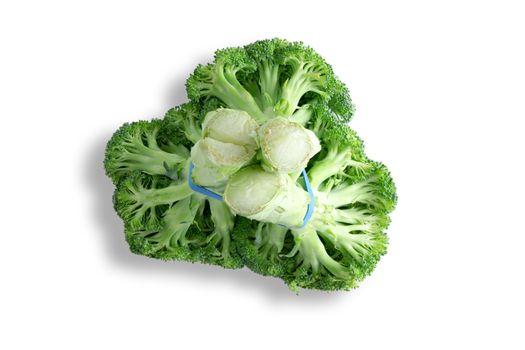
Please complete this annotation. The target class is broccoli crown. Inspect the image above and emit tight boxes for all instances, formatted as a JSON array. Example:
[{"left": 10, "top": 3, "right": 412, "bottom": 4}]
[{"left": 186, "top": 38, "right": 353, "bottom": 124}]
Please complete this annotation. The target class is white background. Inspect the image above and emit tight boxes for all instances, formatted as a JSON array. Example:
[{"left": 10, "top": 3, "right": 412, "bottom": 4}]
[{"left": 1, "top": 1, "right": 524, "bottom": 349}]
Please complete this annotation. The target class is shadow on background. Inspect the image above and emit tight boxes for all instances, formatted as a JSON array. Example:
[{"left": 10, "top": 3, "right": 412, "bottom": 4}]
[{"left": 84, "top": 72, "right": 347, "bottom": 303}]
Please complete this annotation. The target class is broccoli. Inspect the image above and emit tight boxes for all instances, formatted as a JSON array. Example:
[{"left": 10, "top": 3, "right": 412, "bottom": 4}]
[
  {"left": 162, "top": 102, "right": 202, "bottom": 147},
  {"left": 105, "top": 107, "right": 242, "bottom": 269},
  {"left": 230, "top": 105, "right": 396, "bottom": 291},
  {"left": 104, "top": 119, "right": 188, "bottom": 184},
  {"left": 186, "top": 38, "right": 352, "bottom": 123},
  {"left": 104, "top": 38, "right": 396, "bottom": 291}
]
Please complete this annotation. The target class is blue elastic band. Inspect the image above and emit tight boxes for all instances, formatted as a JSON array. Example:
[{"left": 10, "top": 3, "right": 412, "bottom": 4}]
[
  {"left": 188, "top": 162, "right": 224, "bottom": 201},
  {"left": 188, "top": 162, "right": 315, "bottom": 228},
  {"left": 298, "top": 168, "right": 316, "bottom": 228}
]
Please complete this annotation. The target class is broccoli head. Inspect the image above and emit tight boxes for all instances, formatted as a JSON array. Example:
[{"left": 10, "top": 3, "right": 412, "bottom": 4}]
[{"left": 104, "top": 38, "right": 396, "bottom": 291}]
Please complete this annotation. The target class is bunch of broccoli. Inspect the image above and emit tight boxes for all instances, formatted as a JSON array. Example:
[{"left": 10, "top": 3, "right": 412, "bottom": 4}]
[{"left": 104, "top": 39, "right": 397, "bottom": 291}]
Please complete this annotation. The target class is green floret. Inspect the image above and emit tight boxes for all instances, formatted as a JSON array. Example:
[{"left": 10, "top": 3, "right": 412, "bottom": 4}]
[
  {"left": 113, "top": 164, "right": 243, "bottom": 268},
  {"left": 234, "top": 218, "right": 295, "bottom": 277},
  {"left": 127, "top": 194, "right": 203, "bottom": 251},
  {"left": 273, "top": 41, "right": 335, "bottom": 116},
  {"left": 307, "top": 101, "right": 369, "bottom": 181},
  {"left": 124, "top": 197, "right": 243, "bottom": 269},
  {"left": 197, "top": 97, "right": 226, "bottom": 119},
  {"left": 186, "top": 47, "right": 266, "bottom": 122},
  {"left": 243, "top": 38, "right": 290, "bottom": 113},
  {"left": 327, "top": 77, "right": 355, "bottom": 120},
  {"left": 325, "top": 166, "right": 396, "bottom": 210},
  {"left": 104, "top": 119, "right": 187, "bottom": 184},
  {"left": 113, "top": 170, "right": 192, "bottom": 230},
  {"left": 186, "top": 39, "right": 342, "bottom": 123},
  {"left": 125, "top": 223, "right": 242, "bottom": 268},
  {"left": 162, "top": 102, "right": 202, "bottom": 147}
]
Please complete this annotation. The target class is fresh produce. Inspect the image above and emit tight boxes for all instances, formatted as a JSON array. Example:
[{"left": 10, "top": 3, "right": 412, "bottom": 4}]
[{"left": 104, "top": 38, "right": 397, "bottom": 291}]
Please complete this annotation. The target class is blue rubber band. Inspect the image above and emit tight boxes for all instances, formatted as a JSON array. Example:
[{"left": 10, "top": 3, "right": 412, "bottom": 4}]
[
  {"left": 188, "top": 162, "right": 224, "bottom": 201},
  {"left": 298, "top": 168, "right": 316, "bottom": 228},
  {"left": 188, "top": 162, "right": 315, "bottom": 227}
]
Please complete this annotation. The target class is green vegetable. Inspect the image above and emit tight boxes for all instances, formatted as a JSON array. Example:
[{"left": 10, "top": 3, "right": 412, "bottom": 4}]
[
  {"left": 191, "top": 138, "right": 253, "bottom": 177},
  {"left": 186, "top": 38, "right": 352, "bottom": 123},
  {"left": 224, "top": 165, "right": 309, "bottom": 227},
  {"left": 189, "top": 108, "right": 258, "bottom": 187},
  {"left": 202, "top": 108, "right": 258, "bottom": 148},
  {"left": 105, "top": 107, "right": 242, "bottom": 268},
  {"left": 104, "top": 119, "right": 187, "bottom": 184},
  {"left": 258, "top": 117, "right": 321, "bottom": 173},
  {"left": 104, "top": 38, "right": 396, "bottom": 292},
  {"left": 231, "top": 111, "right": 396, "bottom": 290}
]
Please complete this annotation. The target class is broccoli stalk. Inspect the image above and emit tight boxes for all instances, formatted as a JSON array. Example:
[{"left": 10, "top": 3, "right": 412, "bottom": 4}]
[
  {"left": 253, "top": 222, "right": 288, "bottom": 261},
  {"left": 207, "top": 200, "right": 235, "bottom": 260},
  {"left": 257, "top": 60, "right": 280, "bottom": 113},
  {"left": 288, "top": 104, "right": 314, "bottom": 126},
  {"left": 224, "top": 165, "right": 310, "bottom": 227},
  {"left": 331, "top": 207, "right": 389, "bottom": 226},
  {"left": 257, "top": 117, "right": 321, "bottom": 173}
]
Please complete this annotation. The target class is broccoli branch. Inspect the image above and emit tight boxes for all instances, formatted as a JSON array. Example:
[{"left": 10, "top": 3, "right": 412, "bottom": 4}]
[
  {"left": 326, "top": 178, "right": 386, "bottom": 208},
  {"left": 276, "top": 60, "right": 329, "bottom": 117},
  {"left": 104, "top": 121, "right": 186, "bottom": 183},
  {"left": 205, "top": 199, "right": 235, "bottom": 259},
  {"left": 187, "top": 62, "right": 268, "bottom": 123},
  {"left": 289, "top": 226, "right": 349, "bottom": 279},
  {"left": 115, "top": 174, "right": 192, "bottom": 229},
  {"left": 138, "top": 195, "right": 205, "bottom": 251}
]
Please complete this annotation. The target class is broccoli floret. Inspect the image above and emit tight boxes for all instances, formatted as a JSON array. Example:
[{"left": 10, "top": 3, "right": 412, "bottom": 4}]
[
  {"left": 162, "top": 102, "right": 202, "bottom": 147},
  {"left": 273, "top": 41, "right": 335, "bottom": 116},
  {"left": 234, "top": 219, "right": 294, "bottom": 277},
  {"left": 104, "top": 119, "right": 188, "bottom": 184},
  {"left": 186, "top": 39, "right": 342, "bottom": 123},
  {"left": 327, "top": 77, "right": 355, "bottom": 120},
  {"left": 186, "top": 47, "right": 266, "bottom": 122},
  {"left": 113, "top": 170, "right": 192, "bottom": 230},
  {"left": 124, "top": 194, "right": 243, "bottom": 269},
  {"left": 106, "top": 116, "right": 244, "bottom": 269}
]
